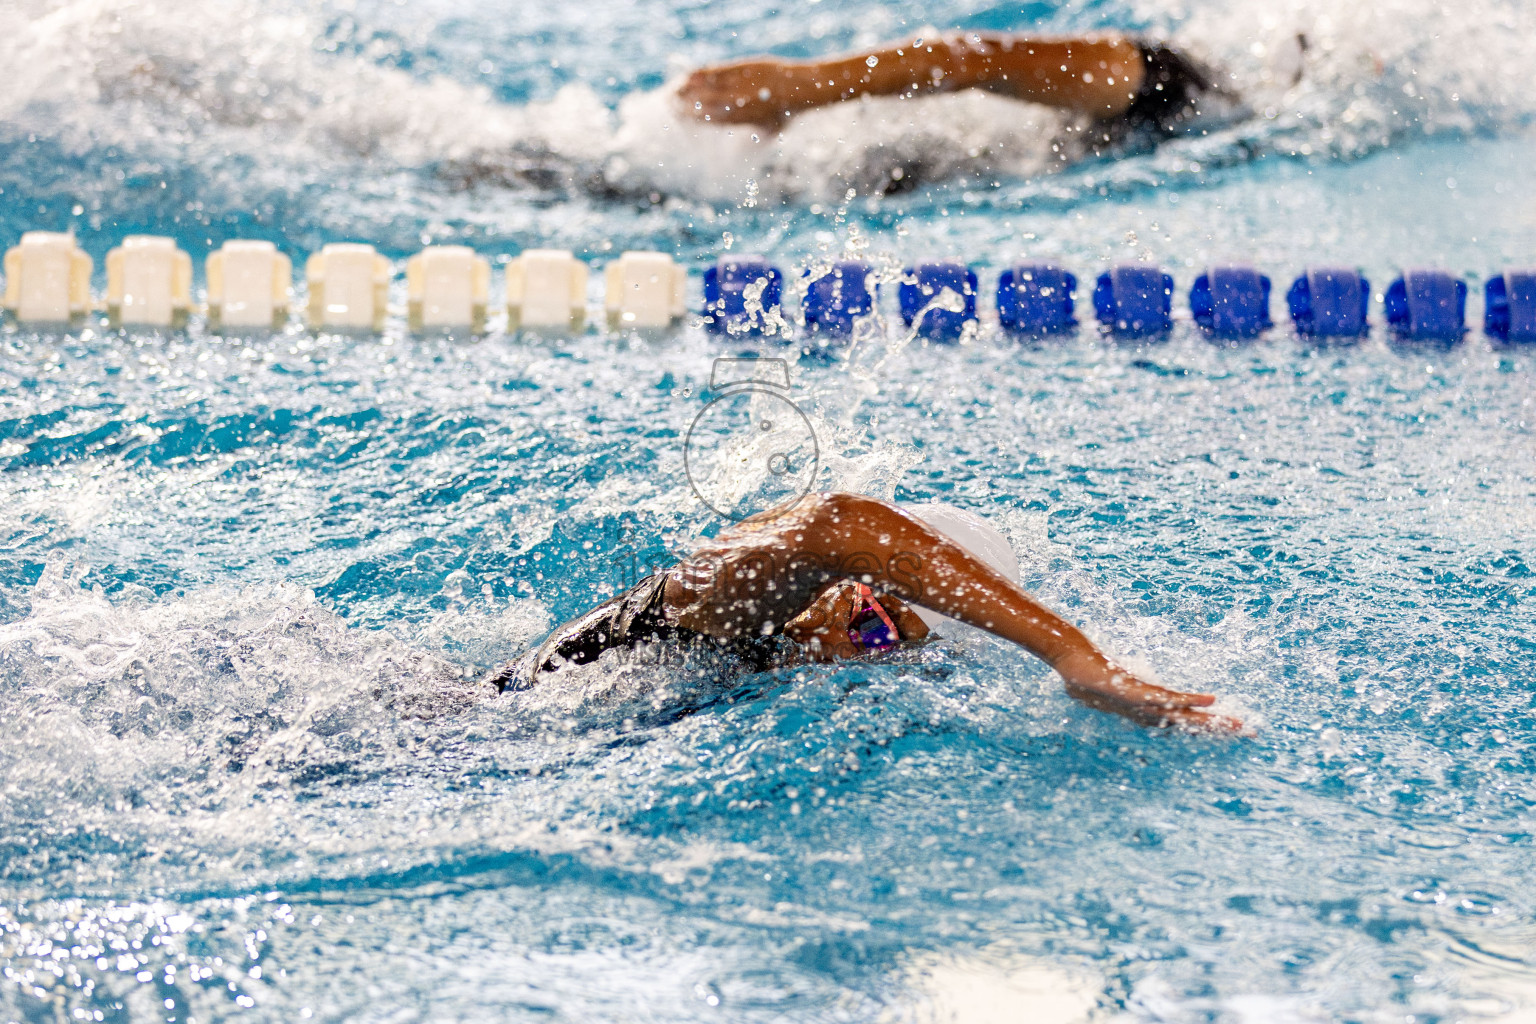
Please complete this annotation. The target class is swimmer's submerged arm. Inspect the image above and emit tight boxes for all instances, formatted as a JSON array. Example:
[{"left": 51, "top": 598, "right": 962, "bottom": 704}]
[
  {"left": 677, "top": 33, "right": 1146, "bottom": 128},
  {"left": 664, "top": 493, "right": 1242, "bottom": 732}
]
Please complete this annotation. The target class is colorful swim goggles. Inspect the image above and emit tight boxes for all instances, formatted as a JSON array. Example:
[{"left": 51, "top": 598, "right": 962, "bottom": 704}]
[{"left": 847, "top": 583, "right": 900, "bottom": 652}]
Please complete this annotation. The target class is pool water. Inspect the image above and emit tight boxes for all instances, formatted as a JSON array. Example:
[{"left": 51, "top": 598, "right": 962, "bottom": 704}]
[{"left": 2, "top": 0, "right": 1534, "bottom": 1021}]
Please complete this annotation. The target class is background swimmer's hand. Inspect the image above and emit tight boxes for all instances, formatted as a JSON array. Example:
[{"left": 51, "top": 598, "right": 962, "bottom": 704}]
[
  {"left": 1055, "top": 653, "right": 1246, "bottom": 734},
  {"left": 678, "top": 59, "right": 801, "bottom": 128}
]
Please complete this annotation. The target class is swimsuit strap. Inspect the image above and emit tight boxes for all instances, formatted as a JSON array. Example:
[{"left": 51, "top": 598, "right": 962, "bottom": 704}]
[{"left": 847, "top": 583, "right": 901, "bottom": 652}]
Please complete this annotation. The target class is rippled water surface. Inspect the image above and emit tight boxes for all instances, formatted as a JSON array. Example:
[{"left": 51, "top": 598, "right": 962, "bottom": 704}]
[{"left": 2, "top": 0, "right": 1535, "bottom": 1020}]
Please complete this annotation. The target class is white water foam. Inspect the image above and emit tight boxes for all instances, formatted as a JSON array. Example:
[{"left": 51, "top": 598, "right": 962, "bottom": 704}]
[
  {"left": 0, "top": 561, "right": 550, "bottom": 867},
  {"left": 604, "top": 84, "right": 1072, "bottom": 202},
  {"left": 0, "top": 0, "right": 610, "bottom": 200}
]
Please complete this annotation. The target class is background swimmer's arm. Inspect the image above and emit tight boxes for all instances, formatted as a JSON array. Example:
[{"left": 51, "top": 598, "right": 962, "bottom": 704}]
[
  {"left": 678, "top": 34, "right": 1145, "bottom": 129},
  {"left": 666, "top": 493, "right": 1240, "bottom": 732}
]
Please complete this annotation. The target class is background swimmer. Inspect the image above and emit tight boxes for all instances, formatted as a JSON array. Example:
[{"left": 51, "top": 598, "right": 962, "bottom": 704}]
[
  {"left": 489, "top": 493, "right": 1243, "bottom": 733},
  {"left": 678, "top": 31, "right": 1238, "bottom": 152}
]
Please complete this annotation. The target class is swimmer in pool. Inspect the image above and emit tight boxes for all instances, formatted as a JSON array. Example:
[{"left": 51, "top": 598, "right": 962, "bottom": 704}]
[
  {"left": 488, "top": 492, "right": 1242, "bottom": 732},
  {"left": 677, "top": 32, "right": 1234, "bottom": 150}
]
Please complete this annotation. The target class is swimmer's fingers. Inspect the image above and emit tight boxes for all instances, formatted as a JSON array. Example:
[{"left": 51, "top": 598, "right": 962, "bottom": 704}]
[
  {"left": 1076, "top": 673, "right": 1216, "bottom": 711},
  {"left": 1153, "top": 706, "right": 1250, "bottom": 735},
  {"left": 1063, "top": 681, "right": 1245, "bottom": 734},
  {"left": 1121, "top": 679, "right": 1217, "bottom": 709}
]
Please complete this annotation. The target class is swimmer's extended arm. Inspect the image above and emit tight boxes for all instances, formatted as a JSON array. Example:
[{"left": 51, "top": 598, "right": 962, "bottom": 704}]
[
  {"left": 677, "top": 33, "right": 1145, "bottom": 129},
  {"left": 664, "top": 493, "right": 1242, "bottom": 732}
]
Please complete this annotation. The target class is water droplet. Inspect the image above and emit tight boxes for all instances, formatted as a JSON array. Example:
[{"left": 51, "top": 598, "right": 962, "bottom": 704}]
[{"left": 1319, "top": 728, "right": 1343, "bottom": 757}]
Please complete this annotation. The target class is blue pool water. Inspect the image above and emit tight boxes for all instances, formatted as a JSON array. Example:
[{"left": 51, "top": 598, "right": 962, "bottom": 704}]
[{"left": 2, "top": 0, "right": 1535, "bottom": 1021}]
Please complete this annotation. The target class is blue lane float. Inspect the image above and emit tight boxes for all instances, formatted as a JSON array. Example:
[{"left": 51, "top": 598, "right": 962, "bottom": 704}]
[
  {"left": 1190, "top": 265, "right": 1272, "bottom": 339},
  {"left": 1484, "top": 270, "right": 1536, "bottom": 343},
  {"left": 1094, "top": 264, "right": 1173, "bottom": 336},
  {"left": 1287, "top": 268, "right": 1370, "bottom": 337},
  {"left": 803, "top": 260, "right": 876, "bottom": 337},
  {"left": 1384, "top": 269, "right": 1466, "bottom": 341},
  {"left": 899, "top": 262, "right": 978, "bottom": 341},
  {"left": 997, "top": 264, "right": 1077, "bottom": 336},
  {"left": 702, "top": 255, "right": 784, "bottom": 334}
]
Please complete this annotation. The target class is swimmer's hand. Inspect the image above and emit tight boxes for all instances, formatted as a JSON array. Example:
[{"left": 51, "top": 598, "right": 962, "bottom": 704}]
[
  {"left": 1054, "top": 653, "right": 1246, "bottom": 734},
  {"left": 783, "top": 580, "right": 928, "bottom": 662},
  {"left": 678, "top": 59, "right": 810, "bottom": 129}
]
